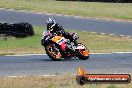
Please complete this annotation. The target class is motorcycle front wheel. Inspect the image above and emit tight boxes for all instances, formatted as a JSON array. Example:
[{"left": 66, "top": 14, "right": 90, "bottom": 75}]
[
  {"left": 76, "top": 43, "right": 89, "bottom": 60},
  {"left": 45, "top": 44, "right": 62, "bottom": 61}
]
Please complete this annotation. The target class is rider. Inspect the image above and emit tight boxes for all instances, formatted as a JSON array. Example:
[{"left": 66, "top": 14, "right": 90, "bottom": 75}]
[{"left": 46, "top": 18, "right": 78, "bottom": 46}]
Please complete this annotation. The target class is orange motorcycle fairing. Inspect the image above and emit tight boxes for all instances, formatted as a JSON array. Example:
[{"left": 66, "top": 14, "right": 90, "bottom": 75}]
[
  {"left": 51, "top": 36, "right": 67, "bottom": 51},
  {"left": 51, "top": 36, "right": 62, "bottom": 43}
]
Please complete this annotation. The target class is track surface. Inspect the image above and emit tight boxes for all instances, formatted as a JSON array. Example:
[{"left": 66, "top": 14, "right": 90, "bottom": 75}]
[
  {"left": 0, "top": 9, "right": 132, "bottom": 76},
  {"left": 0, "top": 53, "right": 132, "bottom": 76},
  {"left": 0, "top": 9, "right": 132, "bottom": 36}
]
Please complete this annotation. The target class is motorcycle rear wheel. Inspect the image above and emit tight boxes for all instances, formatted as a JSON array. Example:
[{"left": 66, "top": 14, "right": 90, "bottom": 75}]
[{"left": 45, "top": 44, "right": 62, "bottom": 61}]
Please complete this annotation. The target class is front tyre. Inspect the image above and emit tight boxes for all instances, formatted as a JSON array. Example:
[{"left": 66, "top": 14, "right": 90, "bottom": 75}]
[
  {"left": 76, "top": 43, "right": 89, "bottom": 60},
  {"left": 45, "top": 44, "right": 62, "bottom": 61}
]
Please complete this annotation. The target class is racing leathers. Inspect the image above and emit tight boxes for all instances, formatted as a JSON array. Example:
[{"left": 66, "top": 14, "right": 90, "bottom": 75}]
[{"left": 47, "top": 23, "right": 78, "bottom": 46}]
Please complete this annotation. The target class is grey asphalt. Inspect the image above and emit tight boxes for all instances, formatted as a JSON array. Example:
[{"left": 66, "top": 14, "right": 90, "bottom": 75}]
[
  {"left": 0, "top": 53, "right": 132, "bottom": 76},
  {"left": 0, "top": 9, "right": 132, "bottom": 76},
  {"left": 0, "top": 9, "right": 132, "bottom": 36}
]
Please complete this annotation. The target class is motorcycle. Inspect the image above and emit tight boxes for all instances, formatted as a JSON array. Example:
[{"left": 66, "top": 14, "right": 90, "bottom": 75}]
[{"left": 41, "top": 30, "right": 89, "bottom": 61}]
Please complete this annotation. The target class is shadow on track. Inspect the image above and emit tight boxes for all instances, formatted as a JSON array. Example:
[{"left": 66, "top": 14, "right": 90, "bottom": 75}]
[
  {"left": 0, "top": 55, "right": 89, "bottom": 63},
  {"left": 40, "top": 58, "right": 83, "bottom": 62}
]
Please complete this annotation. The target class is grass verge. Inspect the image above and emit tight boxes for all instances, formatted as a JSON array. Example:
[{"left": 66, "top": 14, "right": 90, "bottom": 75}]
[
  {"left": 0, "top": 76, "right": 131, "bottom": 88},
  {"left": 0, "top": 0, "right": 132, "bottom": 20},
  {"left": 0, "top": 26, "right": 132, "bottom": 55}
]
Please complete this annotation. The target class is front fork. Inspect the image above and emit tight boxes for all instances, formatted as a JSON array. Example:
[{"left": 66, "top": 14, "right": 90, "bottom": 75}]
[
  {"left": 67, "top": 40, "right": 78, "bottom": 54},
  {"left": 73, "top": 40, "right": 78, "bottom": 46}
]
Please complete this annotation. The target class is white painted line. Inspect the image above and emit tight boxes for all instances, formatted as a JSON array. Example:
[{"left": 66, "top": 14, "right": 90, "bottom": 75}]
[
  {"left": 95, "top": 18, "right": 100, "bottom": 20},
  {"left": 4, "top": 52, "right": 132, "bottom": 56},
  {"left": 40, "top": 75, "right": 57, "bottom": 77},
  {"left": 56, "top": 14, "right": 63, "bottom": 16},
  {"left": 82, "top": 31, "right": 87, "bottom": 32},
  {"left": 36, "top": 12, "right": 44, "bottom": 15},
  {"left": 5, "top": 54, "right": 47, "bottom": 56},
  {"left": 7, "top": 75, "right": 57, "bottom": 78},
  {"left": 119, "top": 35, "right": 125, "bottom": 37},
  {"left": 8, "top": 76, "right": 27, "bottom": 78},
  {"left": 19, "top": 10, "right": 28, "bottom": 12},
  {"left": 126, "top": 36, "right": 132, "bottom": 38},
  {"left": 91, "top": 32, "right": 97, "bottom": 34},
  {"left": 8, "top": 9, "right": 14, "bottom": 11},
  {"left": 90, "top": 53, "right": 113, "bottom": 54},
  {"left": 114, "top": 52, "right": 132, "bottom": 54},
  {"left": 91, "top": 52, "right": 132, "bottom": 54},
  {"left": 100, "top": 33, "right": 106, "bottom": 35},
  {"left": 0, "top": 8, "right": 5, "bottom": 10},
  {"left": 45, "top": 13, "right": 53, "bottom": 15},
  {"left": 109, "top": 34, "right": 115, "bottom": 36}
]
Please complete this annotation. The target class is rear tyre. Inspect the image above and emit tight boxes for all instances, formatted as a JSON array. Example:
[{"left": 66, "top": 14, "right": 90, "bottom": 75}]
[
  {"left": 76, "top": 43, "right": 89, "bottom": 60},
  {"left": 45, "top": 44, "right": 62, "bottom": 61}
]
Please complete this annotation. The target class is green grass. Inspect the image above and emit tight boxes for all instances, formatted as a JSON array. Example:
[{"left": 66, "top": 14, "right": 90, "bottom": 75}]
[
  {"left": 0, "top": 26, "right": 44, "bottom": 54},
  {"left": 0, "top": 0, "right": 132, "bottom": 20},
  {"left": 0, "top": 76, "right": 131, "bottom": 88},
  {"left": 0, "top": 26, "right": 132, "bottom": 55}
]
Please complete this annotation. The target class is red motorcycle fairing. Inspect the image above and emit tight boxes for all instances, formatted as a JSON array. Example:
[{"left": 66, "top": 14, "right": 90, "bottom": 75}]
[
  {"left": 60, "top": 41, "right": 66, "bottom": 51},
  {"left": 52, "top": 36, "right": 67, "bottom": 51}
]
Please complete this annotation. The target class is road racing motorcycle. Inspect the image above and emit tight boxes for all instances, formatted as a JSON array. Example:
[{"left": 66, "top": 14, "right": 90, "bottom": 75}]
[{"left": 41, "top": 30, "right": 89, "bottom": 61}]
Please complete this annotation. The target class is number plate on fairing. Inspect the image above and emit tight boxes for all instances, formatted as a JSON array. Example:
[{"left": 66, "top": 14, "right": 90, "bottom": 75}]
[{"left": 56, "top": 37, "right": 67, "bottom": 45}]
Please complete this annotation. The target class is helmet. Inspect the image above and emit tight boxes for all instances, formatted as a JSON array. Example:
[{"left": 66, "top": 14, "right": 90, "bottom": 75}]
[{"left": 46, "top": 18, "right": 56, "bottom": 30}]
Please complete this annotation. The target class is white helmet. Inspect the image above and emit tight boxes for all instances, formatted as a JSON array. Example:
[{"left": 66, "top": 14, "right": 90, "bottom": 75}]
[{"left": 46, "top": 18, "right": 56, "bottom": 30}]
